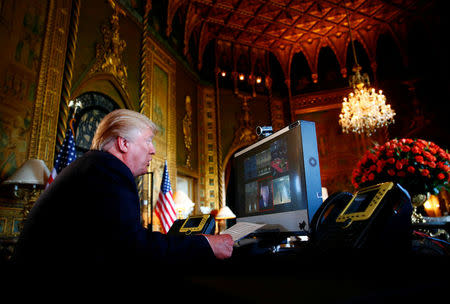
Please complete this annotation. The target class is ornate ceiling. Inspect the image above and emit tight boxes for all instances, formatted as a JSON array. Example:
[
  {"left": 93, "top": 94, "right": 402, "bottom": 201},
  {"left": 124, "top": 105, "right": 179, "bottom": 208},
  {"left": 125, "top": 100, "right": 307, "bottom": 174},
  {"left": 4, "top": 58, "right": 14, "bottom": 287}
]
[{"left": 165, "top": 0, "right": 432, "bottom": 85}]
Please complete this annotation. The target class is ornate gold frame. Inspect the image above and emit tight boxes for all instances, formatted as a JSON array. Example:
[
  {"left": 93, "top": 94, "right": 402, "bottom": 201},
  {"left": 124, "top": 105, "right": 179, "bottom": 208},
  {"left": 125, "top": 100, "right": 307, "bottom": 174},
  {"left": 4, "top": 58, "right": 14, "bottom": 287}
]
[
  {"left": 28, "top": 0, "right": 73, "bottom": 167},
  {"left": 143, "top": 38, "right": 177, "bottom": 230}
]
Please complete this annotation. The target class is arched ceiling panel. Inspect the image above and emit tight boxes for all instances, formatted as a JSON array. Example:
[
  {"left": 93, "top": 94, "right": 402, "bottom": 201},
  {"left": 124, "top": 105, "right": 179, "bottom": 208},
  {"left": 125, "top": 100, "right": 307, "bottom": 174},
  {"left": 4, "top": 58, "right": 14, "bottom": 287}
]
[{"left": 167, "top": 0, "right": 434, "bottom": 82}]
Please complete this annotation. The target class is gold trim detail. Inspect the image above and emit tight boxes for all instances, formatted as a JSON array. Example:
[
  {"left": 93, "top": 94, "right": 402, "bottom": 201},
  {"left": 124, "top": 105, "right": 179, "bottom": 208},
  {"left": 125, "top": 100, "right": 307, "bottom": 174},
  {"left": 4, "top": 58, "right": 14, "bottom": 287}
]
[
  {"left": 198, "top": 86, "right": 219, "bottom": 211},
  {"left": 179, "top": 215, "right": 210, "bottom": 233},
  {"left": 138, "top": 1, "right": 152, "bottom": 225},
  {"left": 337, "top": 182, "right": 394, "bottom": 226},
  {"left": 89, "top": 0, "right": 129, "bottom": 95},
  {"left": 28, "top": 0, "right": 73, "bottom": 167}
]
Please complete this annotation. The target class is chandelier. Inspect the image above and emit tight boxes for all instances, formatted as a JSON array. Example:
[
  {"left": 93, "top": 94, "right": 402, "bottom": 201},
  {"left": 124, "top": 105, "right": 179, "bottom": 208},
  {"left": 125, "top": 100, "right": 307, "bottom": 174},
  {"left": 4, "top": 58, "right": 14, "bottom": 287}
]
[
  {"left": 339, "top": 5, "right": 395, "bottom": 136},
  {"left": 339, "top": 65, "right": 395, "bottom": 136}
]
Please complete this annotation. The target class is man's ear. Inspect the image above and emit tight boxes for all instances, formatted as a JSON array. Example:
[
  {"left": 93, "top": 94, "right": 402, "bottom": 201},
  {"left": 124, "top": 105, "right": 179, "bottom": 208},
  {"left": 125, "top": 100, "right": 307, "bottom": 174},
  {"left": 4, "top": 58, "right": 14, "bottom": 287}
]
[{"left": 116, "top": 136, "right": 129, "bottom": 153}]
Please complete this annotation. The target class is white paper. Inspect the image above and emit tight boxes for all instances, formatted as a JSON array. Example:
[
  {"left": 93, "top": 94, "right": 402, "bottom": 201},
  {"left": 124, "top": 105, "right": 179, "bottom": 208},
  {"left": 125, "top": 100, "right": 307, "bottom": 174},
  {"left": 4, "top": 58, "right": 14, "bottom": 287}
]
[{"left": 220, "top": 222, "right": 266, "bottom": 241}]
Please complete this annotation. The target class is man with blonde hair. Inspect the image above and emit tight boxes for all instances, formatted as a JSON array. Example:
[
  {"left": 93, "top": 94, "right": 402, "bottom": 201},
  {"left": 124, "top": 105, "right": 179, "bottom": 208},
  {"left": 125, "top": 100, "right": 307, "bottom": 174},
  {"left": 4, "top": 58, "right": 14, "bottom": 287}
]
[{"left": 14, "top": 109, "right": 233, "bottom": 266}]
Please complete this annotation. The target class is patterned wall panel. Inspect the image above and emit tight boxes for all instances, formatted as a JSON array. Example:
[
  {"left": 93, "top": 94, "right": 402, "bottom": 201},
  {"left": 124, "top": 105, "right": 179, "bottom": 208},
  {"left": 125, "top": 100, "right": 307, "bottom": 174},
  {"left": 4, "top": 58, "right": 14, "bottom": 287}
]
[{"left": 198, "top": 86, "right": 219, "bottom": 211}]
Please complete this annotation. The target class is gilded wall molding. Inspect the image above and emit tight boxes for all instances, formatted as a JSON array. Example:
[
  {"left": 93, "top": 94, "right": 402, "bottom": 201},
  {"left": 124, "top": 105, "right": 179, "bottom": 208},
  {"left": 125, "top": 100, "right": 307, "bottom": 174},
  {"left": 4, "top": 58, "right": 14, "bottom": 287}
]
[
  {"left": 138, "top": 0, "right": 152, "bottom": 225},
  {"left": 28, "top": 0, "right": 73, "bottom": 168},
  {"left": 89, "top": 0, "right": 129, "bottom": 96},
  {"left": 147, "top": 40, "right": 176, "bottom": 176},
  {"left": 198, "top": 86, "right": 219, "bottom": 211},
  {"left": 144, "top": 35, "right": 177, "bottom": 231}
]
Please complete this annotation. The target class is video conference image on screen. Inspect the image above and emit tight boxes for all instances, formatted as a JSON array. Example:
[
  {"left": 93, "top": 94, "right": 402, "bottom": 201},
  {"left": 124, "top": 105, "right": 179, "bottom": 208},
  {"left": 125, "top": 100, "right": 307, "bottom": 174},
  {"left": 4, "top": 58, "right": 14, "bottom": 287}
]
[{"left": 243, "top": 137, "right": 292, "bottom": 214}]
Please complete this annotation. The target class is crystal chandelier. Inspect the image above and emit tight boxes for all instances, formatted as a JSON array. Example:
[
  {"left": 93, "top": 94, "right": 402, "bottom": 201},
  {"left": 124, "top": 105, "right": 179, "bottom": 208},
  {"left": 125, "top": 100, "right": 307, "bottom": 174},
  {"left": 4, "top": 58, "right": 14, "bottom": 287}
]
[
  {"left": 339, "top": 5, "right": 395, "bottom": 136},
  {"left": 339, "top": 65, "right": 395, "bottom": 136}
]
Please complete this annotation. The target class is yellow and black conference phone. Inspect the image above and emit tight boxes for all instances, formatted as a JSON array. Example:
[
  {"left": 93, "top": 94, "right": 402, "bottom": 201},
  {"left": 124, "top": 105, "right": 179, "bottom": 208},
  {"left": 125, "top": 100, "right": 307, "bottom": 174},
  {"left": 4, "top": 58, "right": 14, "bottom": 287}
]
[{"left": 167, "top": 214, "right": 215, "bottom": 236}]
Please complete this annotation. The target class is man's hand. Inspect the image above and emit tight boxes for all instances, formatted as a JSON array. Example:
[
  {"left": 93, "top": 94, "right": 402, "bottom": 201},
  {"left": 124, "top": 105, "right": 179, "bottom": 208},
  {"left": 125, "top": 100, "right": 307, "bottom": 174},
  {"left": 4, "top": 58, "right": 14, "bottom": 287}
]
[{"left": 203, "top": 234, "right": 233, "bottom": 259}]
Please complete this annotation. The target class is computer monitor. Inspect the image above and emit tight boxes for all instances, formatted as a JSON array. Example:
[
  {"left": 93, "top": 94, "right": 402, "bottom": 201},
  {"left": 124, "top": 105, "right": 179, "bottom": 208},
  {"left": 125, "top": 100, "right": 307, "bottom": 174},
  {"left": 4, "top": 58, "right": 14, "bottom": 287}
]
[{"left": 233, "top": 120, "right": 323, "bottom": 234}]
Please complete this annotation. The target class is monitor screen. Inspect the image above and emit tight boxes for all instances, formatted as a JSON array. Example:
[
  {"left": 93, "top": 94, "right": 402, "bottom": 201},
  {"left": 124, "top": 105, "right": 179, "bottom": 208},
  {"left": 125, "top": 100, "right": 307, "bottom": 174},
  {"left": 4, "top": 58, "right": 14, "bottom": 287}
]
[{"left": 233, "top": 120, "right": 322, "bottom": 234}]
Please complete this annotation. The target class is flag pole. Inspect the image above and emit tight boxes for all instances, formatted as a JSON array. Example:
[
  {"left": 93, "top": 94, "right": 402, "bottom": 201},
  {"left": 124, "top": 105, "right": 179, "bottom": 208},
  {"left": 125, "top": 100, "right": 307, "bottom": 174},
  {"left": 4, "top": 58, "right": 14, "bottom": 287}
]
[
  {"left": 154, "top": 159, "right": 176, "bottom": 233},
  {"left": 149, "top": 171, "right": 153, "bottom": 232}
]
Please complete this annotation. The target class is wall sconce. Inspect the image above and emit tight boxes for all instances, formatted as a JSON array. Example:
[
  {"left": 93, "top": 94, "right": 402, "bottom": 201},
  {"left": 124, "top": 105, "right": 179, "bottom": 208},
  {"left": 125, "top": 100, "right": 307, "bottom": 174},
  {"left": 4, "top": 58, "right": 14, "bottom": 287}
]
[
  {"left": 220, "top": 71, "right": 226, "bottom": 77},
  {"left": 2, "top": 159, "right": 50, "bottom": 223},
  {"left": 238, "top": 73, "right": 245, "bottom": 81},
  {"left": 256, "top": 76, "right": 262, "bottom": 84}
]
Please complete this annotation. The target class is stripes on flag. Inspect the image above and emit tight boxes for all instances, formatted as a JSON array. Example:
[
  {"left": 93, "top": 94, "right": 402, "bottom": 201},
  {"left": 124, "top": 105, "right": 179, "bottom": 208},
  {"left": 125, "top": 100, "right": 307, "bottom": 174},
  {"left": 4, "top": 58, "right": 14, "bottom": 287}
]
[
  {"left": 155, "top": 161, "right": 177, "bottom": 233},
  {"left": 45, "top": 126, "right": 77, "bottom": 188}
]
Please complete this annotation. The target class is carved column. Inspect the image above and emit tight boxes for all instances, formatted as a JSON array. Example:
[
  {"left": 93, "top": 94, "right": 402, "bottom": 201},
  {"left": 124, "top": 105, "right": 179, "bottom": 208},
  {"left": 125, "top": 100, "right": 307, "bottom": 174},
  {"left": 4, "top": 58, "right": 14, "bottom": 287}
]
[
  {"left": 214, "top": 71, "right": 224, "bottom": 208},
  {"left": 138, "top": 0, "right": 153, "bottom": 227},
  {"left": 56, "top": 0, "right": 80, "bottom": 150}
]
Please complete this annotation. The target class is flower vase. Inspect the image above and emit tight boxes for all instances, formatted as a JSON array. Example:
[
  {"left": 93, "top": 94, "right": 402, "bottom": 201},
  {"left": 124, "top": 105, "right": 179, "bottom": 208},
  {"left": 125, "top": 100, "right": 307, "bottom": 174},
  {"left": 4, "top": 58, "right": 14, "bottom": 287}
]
[{"left": 411, "top": 193, "right": 428, "bottom": 224}]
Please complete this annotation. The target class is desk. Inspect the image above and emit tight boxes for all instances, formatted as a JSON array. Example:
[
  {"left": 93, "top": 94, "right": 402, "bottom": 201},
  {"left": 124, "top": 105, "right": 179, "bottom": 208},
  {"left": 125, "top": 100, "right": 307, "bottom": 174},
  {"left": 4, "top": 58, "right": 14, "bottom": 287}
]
[
  {"left": 177, "top": 227, "right": 449, "bottom": 302},
  {"left": 180, "top": 244, "right": 450, "bottom": 303}
]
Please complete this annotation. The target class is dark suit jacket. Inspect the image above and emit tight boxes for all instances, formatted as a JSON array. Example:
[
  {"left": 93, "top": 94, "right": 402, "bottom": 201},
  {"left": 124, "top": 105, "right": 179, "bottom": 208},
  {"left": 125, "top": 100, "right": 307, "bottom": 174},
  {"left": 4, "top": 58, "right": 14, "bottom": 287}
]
[{"left": 13, "top": 150, "right": 214, "bottom": 267}]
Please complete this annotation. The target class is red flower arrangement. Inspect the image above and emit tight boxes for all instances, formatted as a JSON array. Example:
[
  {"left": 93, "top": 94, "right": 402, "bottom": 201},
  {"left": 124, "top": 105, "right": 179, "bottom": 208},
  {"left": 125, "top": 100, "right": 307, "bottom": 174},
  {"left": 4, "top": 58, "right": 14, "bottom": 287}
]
[{"left": 352, "top": 138, "right": 450, "bottom": 195}]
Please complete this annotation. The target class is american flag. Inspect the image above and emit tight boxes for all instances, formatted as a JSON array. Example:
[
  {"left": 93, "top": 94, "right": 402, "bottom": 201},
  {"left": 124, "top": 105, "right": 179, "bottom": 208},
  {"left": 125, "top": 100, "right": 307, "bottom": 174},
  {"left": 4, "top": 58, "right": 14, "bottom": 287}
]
[
  {"left": 155, "top": 161, "right": 177, "bottom": 233},
  {"left": 45, "top": 127, "right": 77, "bottom": 188}
]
